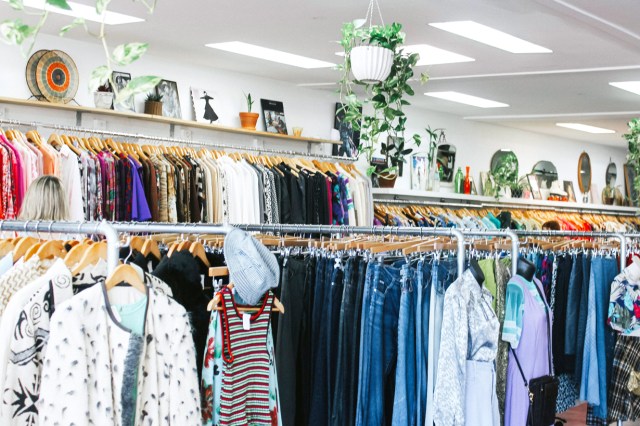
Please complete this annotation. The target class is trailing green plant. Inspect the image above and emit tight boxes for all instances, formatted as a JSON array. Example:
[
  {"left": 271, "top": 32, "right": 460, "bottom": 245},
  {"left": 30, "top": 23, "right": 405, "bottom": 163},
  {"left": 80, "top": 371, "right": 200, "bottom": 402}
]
[
  {"left": 624, "top": 118, "right": 640, "bottom": 203},
  {"left": 337, "top": 20, "right": 428, "bottom": 176},
  {"left": 1, "top": 0, "right": 161, "bottom": 106},
  {"left": 145, "top": 92, "right": 162, "bottom": 102},
  {"left": 425, "top": 126, "right": 444, "bottom": 166},
  {"left": 490, "top": 152, "right": 519, "bottom": 198},
  {"left": 244, "top": 92, "right": 254, "bottom": 113}
]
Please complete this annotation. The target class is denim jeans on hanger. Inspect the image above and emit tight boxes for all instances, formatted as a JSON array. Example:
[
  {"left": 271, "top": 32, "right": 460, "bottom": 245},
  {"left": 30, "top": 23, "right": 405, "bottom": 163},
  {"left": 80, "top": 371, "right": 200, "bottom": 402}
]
[
  {"left": 425, "top": 257, "right": 459, "bottom": 426},
  {"left": 297, "top": 256, "right": 316, "bottom": 426},
  {"left": 575, "top": 253, "right": 592, "bottom": 386},
  {"left": 392, "top": 264, "right": 417, "bottom": 426},
  {"left": 326, "top": 257, "right": 345, "bottom": 418},
  {"left": 349, "top": 257, "right": 369, "bottom": 426},
  {"left": 414, "top": 258, "right": 433, "bottom": 426},
  {"left": 564, "top": 253, "right": 582, "bottom": 356}
]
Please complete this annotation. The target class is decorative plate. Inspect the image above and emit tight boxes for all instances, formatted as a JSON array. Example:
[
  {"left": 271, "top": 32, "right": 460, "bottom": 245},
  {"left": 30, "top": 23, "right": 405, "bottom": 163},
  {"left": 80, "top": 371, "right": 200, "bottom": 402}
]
[
  {"left": 35, "top": 50, "right": 79, "bottom": 104},
  {"left": 25, "top": 49, "right": 49, "bottom": 99}
]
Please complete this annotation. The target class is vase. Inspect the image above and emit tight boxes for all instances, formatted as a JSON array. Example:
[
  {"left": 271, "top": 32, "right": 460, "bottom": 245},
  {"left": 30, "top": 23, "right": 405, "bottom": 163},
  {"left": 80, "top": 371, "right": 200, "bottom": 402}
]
[
  {"left": 464, "top": 166, "right": 471, "bottom": 194},
  {"left": 350, "top": 45, "right": 394, "bottom": 83},
  {"left": 239, "top": 112, "right": 259, "bottom": 130},
  {"left": 454, "top": 167, "right": 464, "bottom": 194},
  {"left": 93, "top": 92, "right": 114, "bottom": 109}
]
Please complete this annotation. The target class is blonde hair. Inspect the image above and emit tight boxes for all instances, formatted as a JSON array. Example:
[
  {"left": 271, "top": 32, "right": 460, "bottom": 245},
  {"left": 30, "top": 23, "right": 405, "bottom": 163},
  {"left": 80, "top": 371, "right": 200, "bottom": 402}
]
[{"left": 18, "top": 175, "right": 70, "bottom": 221}]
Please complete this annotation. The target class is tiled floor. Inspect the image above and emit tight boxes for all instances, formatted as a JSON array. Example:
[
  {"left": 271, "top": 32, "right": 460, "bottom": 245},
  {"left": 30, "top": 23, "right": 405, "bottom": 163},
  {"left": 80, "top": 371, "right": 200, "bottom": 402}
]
[{"left": 558, "top": 404, "right": 640, "bottom": 425}]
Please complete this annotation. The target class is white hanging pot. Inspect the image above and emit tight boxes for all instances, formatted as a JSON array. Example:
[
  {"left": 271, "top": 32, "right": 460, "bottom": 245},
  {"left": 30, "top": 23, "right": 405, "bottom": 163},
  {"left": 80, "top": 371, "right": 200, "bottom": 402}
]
[{"left": 350, "top": 45, "right": 394, "bottom": 83}]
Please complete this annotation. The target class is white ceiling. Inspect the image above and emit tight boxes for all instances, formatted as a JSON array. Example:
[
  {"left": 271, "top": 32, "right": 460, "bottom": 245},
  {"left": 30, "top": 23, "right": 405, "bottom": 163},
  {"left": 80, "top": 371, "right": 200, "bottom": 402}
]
[{"left": 4, "top": 0, "right": 640, "bottom": 146}]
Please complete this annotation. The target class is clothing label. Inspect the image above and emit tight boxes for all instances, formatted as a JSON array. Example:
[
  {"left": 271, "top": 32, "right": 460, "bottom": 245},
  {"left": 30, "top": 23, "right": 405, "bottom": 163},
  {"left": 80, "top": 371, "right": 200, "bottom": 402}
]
[
  {"left": 200, "top": 274, "right": 206, "bottom": 289},
  {"left": 147, "top": 261, "right": 153, "bottom": 273},
  {"left": 243, "top": 313, "right": 251, "bottom": 331}
]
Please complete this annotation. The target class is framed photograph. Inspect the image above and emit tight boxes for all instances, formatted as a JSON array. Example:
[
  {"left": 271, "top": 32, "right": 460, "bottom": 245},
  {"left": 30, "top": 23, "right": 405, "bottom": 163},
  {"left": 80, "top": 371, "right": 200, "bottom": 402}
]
[
  {"left": 112, "top": 71, "right": 135, "bottom": 112},
  {"left": 563, "top": 180, "right": 576, "bottom": 202},
  {"left": 155, "top": 80, "right": 181, "bottom": 119},
  {"left": 333, "top": 102, "right": 361, "bottom": 157},
  {"left": 261, "top": 99, "right": 287, "bottom": 135},
  {"left": 527, "top": 174, "right": 542, "bottom": 199},
  {"left": 410, "top": 153, "right": 429, "bottom": 191},
  {"left": 191, "top": 87, "right": 219, "bottom": 124},
  {"left": 624, "top": 163, "right": 639, "bottom": 206}
]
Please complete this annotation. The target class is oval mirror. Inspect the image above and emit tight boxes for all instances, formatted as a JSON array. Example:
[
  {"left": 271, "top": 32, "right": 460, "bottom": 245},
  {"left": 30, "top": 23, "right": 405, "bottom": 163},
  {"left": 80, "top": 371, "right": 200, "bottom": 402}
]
[
  {"left": 436, "top": 144, "right": 456, "bottom": 183},
  {"left": 578, "top": 152, "right": 592, "bottom": 193},
  {"left": 605, "top": 162, "right": 617, "bottom": 188},
  {"left": 490, "top": 149, "right": 519, "bottom": 184},
  {"left": 531, "top": 161, "right": 558, "bottom": 188}
]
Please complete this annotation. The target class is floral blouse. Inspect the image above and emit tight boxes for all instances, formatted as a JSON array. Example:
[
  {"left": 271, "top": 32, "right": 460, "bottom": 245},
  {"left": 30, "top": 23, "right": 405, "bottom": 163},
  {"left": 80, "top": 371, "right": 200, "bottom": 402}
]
[{"left": 608, "top": 266, "right": 640, "bottom": 336}]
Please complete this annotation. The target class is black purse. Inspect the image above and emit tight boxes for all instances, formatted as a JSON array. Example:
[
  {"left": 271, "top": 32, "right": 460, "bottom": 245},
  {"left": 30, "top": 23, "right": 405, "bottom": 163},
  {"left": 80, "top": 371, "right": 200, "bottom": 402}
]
[{"left": 510, "top": 281, "right": 559, "bottom": 426}]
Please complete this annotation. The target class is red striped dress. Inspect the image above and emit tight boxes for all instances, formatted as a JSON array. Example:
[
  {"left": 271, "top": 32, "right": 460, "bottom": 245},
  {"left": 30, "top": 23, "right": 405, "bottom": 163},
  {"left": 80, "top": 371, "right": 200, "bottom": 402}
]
[{"left": 219, "top": 287, "right": 274, "bottom": 425}]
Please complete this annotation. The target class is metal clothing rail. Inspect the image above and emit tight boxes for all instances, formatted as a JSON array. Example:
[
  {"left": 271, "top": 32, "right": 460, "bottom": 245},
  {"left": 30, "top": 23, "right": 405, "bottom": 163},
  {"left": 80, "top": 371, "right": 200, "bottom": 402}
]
[
  {"left": 0, "top": 117, "right": 356, "bottom": 163},
  {"left": 0, "top": 220, "right": 119, "bottom": 274},
  {"left": 460, "top": 229, "right": 519, "bottom": 276}
]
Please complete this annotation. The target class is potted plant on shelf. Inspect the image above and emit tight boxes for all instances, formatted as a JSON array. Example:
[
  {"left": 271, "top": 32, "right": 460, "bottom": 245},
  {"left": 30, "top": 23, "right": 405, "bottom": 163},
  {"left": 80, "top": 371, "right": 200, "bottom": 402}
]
[
  {"left": 144, "top": 93, "right": 163, "bottom": 116},
  {"left": 490, "top": 152, "right": 519, "bottom": 198},
  {"left": 239, "top": 92, "right": 259, "bottom": 130},
  {"left": 93, "top": 82, "right": 114, "bottom": 109},
  {"left": 338, "top": 19, "right": 427, "bottom": 188}
]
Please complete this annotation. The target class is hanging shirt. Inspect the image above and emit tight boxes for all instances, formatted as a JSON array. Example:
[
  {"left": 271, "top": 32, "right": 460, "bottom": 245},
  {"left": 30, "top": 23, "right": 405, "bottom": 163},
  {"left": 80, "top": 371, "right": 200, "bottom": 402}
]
[
  {"left": 58, "top": 145, "right": 84, "bottom": 221},
  {"left": 609, "top": 262, "right": 640, "bottom": 336}
]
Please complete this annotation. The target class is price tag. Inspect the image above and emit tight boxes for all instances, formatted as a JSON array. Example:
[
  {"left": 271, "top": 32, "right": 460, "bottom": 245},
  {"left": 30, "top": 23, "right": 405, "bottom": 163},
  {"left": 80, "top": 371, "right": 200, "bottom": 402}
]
[{"left": 243, "top": 313, "right": 251, "bottom": 331}]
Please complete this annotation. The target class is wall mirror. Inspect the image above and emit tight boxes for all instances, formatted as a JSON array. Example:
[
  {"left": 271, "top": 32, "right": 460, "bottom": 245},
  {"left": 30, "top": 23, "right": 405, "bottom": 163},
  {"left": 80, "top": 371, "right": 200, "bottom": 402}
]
[
  {"left": 490, "top": 149, "right": 519, "bottom": 183},
  {"left": 436, "top": 144, "right": 456, "bottom": 183},
  {"left": 578, "top": 152, "right": 592, "bottom": 193},
  {"left": 531, "top": 161, "right": 558, "bottom": 188},
  {"left": 605, "top": 161, "right": 617, "bottom": 188}
]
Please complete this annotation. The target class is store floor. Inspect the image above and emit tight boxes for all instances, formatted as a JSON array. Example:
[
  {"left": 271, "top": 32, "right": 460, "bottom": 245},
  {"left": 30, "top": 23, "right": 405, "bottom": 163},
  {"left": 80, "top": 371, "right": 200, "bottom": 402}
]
[{"left": 559, "top": 404, "right": 640, "bottom": 425}]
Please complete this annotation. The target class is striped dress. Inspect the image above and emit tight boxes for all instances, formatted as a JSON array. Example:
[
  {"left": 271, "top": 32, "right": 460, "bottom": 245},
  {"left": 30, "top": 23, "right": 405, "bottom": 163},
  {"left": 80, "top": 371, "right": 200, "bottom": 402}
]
[{"left": 219, "top": 287, "right": 274, "bottom": 425}]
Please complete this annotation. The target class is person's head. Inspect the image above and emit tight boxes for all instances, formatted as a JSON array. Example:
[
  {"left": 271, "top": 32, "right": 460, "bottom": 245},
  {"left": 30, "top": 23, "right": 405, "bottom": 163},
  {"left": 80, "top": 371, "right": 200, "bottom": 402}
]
[{"left": 19, "top": 175, "right": 70, "bottom": 221}]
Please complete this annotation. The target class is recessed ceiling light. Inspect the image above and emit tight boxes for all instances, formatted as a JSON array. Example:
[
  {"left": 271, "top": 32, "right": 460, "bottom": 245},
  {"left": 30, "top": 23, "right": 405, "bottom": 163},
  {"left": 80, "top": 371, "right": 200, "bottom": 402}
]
[
  {"left": 335, "top": 44, "right": 474, "bottom": 66},
  {"left": 5, "top": 0, "right": 144, "bottom": 25},
  {"left": 206, "top": 42, "right": 334, "bottom": 69},
  {"left": 424, "top": 91, "right": 509, "bottom": 108},
  {"left": 428, "top": 21, "right": 552, "bottom": 53},
  {"left": 610, "top": 81, "right": 640, "bottom": 96},
  {"left": 556, "top": 123, "right": 615, "bottom": 134}
]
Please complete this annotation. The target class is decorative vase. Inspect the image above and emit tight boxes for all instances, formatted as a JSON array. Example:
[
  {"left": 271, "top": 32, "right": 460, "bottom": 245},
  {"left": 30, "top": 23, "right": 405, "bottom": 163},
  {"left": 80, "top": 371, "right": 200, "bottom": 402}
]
[
  {"left": 350, "top": 45, "right": 394, "bottom": 83},
  {"left": 93, "top": 92, "right": 114, "bottom": 109},
  {"left": 377, "top": 172, "right": 397, "bottom": 188},
  {"left": 144, "top": 101, "right": 163, "bottom": 116},
  {"left": 239, "top": 112, "right": 259, "bottom": 130},
  {"left": 464, "top": 166, "right": 471, "bottom": 194},
  {"left": 454, "top": 167, "right": 464, "bottom": 194}
]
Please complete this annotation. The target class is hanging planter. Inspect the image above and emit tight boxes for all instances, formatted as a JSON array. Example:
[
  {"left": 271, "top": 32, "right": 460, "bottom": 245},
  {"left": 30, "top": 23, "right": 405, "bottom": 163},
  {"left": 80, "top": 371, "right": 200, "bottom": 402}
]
[{"left": 350, "top": 45, "right": 393, "bottom": 83}]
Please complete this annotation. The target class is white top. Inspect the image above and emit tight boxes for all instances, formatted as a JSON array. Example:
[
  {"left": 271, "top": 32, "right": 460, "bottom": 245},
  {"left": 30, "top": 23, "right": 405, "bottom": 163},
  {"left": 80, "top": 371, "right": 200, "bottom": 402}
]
[{"left": 58, "top": 145, "right": 84, "bottom": 221}]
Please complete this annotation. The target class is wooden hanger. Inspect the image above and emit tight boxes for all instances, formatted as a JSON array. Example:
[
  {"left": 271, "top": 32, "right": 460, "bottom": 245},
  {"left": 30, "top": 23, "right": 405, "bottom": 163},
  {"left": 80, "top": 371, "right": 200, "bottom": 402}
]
[
  {"left": 23, "top": 242, "right": 43, "bottom": 261},
  {"left": 128, "top": 236, "right": 145, "bottom": 253},
  {"left": 141, "top": 238, "right": 161, "bottom": 260},
  {"left": 64, "top": 240, "right": 92, "bottom": 268},
  {"left": 13, "top": 237, "right": 38, "bottom": 263},
  {"left": 207, "top": 283, "right": 285, "bottom": 313},
  {"left": 34, "top": 240, "right": 66, "bottom": 260},
  {"left": 104, "top": 264, "right": 146, "bottom": 293},
  {"left": 189, "top": 241, "right": 211, "bottom": 267},
  {"left": 72, "top": 241, "right": 107, "bottom": 275}
]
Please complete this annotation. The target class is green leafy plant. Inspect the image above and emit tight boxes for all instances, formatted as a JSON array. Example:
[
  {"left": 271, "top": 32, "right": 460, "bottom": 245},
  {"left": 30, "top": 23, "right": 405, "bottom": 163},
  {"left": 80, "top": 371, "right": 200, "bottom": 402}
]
[
  {"left": 337, "top": 20, "right": 428, "bottom": 177},
  {"left": 490, "top": 152, "right": 519, "bottom": 198},
  {"left": 145, "top": 92, "right": 162, "bottom": 102},
  {"left": 1, "top": 0, "right": 161, "bottom": 106},
  {"left": 624, "top": 118, "right": 640, "bottom": 203},
  {"left": 244, "top": 92, "right": 254, "bottom": 113}
]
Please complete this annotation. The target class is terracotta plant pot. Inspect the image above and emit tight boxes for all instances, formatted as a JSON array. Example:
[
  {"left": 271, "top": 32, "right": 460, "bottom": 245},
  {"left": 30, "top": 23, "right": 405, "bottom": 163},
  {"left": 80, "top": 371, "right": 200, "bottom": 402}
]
[
  {"left": 377, "top": 172, "right": 398, "bottom": 188},
  {"left": 239, "top": 112, "right": 259, "bottom": 130},
  {"left": 144, "top": 101, "right": 163, "bottom": 116}
]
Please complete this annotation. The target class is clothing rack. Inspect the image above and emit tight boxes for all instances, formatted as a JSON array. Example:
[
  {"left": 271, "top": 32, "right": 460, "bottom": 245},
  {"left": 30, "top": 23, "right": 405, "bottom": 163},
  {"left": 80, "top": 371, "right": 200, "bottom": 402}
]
[
  {"left": 0, "top": 220, "right": 119, "bottom": 273},
  {"left": 0, "top": 117, "right": 356, "bottom": 163},
  {"left": 460, "top": 229, "right": 520, "bottom": 276}
]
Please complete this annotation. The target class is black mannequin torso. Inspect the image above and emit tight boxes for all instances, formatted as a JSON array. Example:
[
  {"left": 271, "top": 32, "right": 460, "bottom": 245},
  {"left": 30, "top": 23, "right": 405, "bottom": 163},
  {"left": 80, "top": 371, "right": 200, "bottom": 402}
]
[
  {"left": 469, "top": 258, "right": 485, "bottom": 285},
  {"left": 517, "top": 258, "right": 536, "bottom": 282}
]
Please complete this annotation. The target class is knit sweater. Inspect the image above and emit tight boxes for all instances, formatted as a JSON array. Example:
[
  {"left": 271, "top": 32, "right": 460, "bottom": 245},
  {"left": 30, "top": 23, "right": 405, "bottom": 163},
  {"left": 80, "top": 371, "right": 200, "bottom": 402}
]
[{"left": 38, "top": 283, "right": 200, "bottom": 425}]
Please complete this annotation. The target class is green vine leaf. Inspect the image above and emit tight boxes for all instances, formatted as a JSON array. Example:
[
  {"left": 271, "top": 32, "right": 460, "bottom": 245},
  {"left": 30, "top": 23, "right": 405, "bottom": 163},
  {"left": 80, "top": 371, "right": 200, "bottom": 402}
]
[
  {"left": 45, "top": 0, "right": 71, "bottom": 10},
  {"left": 115, "top": 75, "right": 161, "bottom": 104},
  {"left": 0, "top": 19, "right": 36, "bottom": 45},
  {"left": 112, "top": 42, "right": 149, "bottom": 66},
  {"left": 8, "top": 0, "right": 24, "bottom": 11},
  {"left": 96, "top": 0, "right": 112, "bottom": 14},
  {"left": 59, "top": 18, "right": 85, "bottom": 36}
]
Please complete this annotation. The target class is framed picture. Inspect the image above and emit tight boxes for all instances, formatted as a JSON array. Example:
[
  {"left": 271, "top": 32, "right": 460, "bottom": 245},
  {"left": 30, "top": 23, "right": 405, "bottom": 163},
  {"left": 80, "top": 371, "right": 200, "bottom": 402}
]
[
  {"left": 527, "top": 174, "right": 542, "bottom": 199},
  {"left": 112, "top": 71, "right": 135, "bottom": 112},
  {"left": 410, "top": 153, "right": 429, "bottom": 191},
  {"left": 190, "top": 87, "right": 219, "bottom": 124},
  {"left": 624, "top": 163, "right": 639, "bottom": 206},
  {"left": 261, "top": 99, "right": 288, "bottom": 135},
  {"left": 155, "top": 79, "right": 181, "bottom": 119},
  {"left": 333, "top": 102, "right": 361, "bottom": 157},
  {"left": 563, "top": 180, "right": 576, "bottom": 202}
]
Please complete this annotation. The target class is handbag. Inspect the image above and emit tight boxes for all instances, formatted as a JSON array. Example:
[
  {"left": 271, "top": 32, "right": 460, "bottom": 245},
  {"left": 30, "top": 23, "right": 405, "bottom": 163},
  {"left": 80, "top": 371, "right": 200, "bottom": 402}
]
[{"left": 510, "top": 280, "right": 559, "bottom": 426}]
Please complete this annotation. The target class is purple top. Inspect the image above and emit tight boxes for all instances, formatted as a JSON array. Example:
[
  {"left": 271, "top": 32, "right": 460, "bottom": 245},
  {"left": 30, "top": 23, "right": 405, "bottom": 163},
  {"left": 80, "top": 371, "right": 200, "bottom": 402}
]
[{"left": 128, "top": 155, "right": 151, "bottom": 221}]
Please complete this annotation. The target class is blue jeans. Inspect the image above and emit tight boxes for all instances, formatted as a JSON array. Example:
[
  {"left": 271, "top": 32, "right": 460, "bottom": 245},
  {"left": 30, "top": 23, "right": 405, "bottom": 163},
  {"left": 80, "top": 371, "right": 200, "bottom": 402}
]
[
  {"left": 327, "top": 258, "right": 345, "bottom": 414},
  {"left": 414, "top": 259, "right": 432, "bottom": 426},
  {"left": 392, "top": 264, "right": 417, "bottom": 426},
  {"left": 356, "top": 262, "right": 402, "bottom": 426}
]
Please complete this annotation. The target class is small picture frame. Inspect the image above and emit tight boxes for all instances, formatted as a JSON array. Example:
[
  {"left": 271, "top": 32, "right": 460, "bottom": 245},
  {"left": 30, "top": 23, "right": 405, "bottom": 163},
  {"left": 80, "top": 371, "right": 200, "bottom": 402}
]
[
  {"left": 112, "top": 71, "right": 135, "bottom": 112},
  {"left": 410, "top": 153, "right": 429, "bottom": 191},
  {"left": 527, "top": 174, "right": 542, "bottom": 199},
  {"left": 261, "top": 99, "right": 288, "bottom": 135},
  {"left": 155, "top": 79, "right": 181, "bottom": 119},
  {"left": 563, "top": 180, "right": 576, "bottom": 202},
  {"left": 190, "top": 87, "right": 219, "bottom": 124}
]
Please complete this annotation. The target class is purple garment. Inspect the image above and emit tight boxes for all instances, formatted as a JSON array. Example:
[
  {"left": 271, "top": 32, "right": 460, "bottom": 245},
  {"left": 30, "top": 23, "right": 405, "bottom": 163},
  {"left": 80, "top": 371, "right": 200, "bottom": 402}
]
[
  {"left": 128, "top": 156, "right": 152, "bottom": 221},
  {"left": 505, "top": 275, "right": 552, "bottom": 425}
]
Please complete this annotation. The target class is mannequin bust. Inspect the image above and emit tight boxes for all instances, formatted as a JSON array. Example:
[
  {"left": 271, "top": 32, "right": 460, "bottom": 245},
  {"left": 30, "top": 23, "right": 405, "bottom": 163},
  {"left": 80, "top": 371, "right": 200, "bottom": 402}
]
[
  {"left": 517, "top": 258, "right": 536, "bottom": 282},
  {"left": 469, "top": 258, "right": 485, "bottom": 285}
]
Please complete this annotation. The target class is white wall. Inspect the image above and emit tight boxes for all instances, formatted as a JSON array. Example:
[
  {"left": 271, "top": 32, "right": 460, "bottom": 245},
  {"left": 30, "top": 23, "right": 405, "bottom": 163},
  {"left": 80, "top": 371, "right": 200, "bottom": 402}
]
[{"left": 0, "top": 33, "right": 628, "bottom": 200}]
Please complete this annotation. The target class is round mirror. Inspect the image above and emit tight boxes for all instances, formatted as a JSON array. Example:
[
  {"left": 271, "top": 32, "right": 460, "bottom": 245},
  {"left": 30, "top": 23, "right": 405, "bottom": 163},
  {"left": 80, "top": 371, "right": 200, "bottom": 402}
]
[
  {"left": 436, "top": 144, "right": 456, "bottom": 183},
  {"left": 605, "top": 162, "right": 617, "bottom": 188},
  {"left": 531, "top": 161, "right": 558, "bottom": 188},
  {"left": 490, "top": 149, "right": 519, "bottom": 183},
  {"left": 578, "top": 152, "right": 592, "bottom": 193}
]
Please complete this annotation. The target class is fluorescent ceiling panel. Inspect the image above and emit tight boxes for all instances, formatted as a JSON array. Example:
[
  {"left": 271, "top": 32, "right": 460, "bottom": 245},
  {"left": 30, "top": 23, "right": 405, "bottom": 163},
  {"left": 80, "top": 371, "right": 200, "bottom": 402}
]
[
  {"left": 424, "top": 91, "right": 509, "bottom": 108},
  {"left": 428, "top": 21, "right": 552, "bottom": 53},
  {"left": 7, "top": 0, "right": 144, "bottom": 25},
  {"left": 556, "top": 123, "right": 615, "bottom": 134},
  {"left": 206, "top": 42, "right": 334, "bottom": 69},
  {"left": 610, "top": 81, "right": 640, "bottom": 96},
  {"left": 335, "top": 44, "right": 474, "bottom": 66}
]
